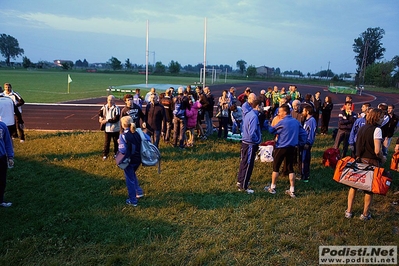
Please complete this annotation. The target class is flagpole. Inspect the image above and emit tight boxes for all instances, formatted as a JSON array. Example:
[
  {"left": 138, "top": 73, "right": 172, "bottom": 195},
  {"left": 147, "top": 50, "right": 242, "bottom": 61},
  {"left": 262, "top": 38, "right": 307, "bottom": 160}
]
[
  {"left": 203, "top": 17, "right": 207, "bottom": 87},
  {"left": 145, "top": 20, "right": 149, "bottom": 88},
  {"left": 67, "top": 74, "right": 72, "bottom": 93}
]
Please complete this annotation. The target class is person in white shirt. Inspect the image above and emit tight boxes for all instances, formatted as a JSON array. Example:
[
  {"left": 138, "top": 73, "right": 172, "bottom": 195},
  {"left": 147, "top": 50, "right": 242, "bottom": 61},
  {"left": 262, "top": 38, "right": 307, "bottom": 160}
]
[{"left": 2, "top": 83, "right": 25, "bottom": 142}]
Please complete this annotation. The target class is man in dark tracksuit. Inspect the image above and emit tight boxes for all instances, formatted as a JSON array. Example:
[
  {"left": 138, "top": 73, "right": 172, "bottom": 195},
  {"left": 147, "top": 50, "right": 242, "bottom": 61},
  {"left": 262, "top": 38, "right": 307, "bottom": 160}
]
[
  {"left": 121, "top": 94, "right": 145, "bottom": 129},
  {"left": 159, "top": 90, "right": 173, "bottom": 142},
  {"left": 334, "top": 101, "right": 357, "bottom": 158},
  {"left": 144, "top": 94, "right": 166, "bottom": 148}
]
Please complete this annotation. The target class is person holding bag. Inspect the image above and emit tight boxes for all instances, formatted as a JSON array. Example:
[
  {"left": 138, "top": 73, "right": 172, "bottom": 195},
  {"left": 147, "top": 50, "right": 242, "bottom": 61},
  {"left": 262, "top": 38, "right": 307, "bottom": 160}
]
[
  {"left": 118, "top": 116, "right": 144, "bottom": 207},
  {"left": 345, "top": 109, "right": 386, "bottom": 221},
  {"left": 217, "top": 90, "right": 230, "bottom": 139}
]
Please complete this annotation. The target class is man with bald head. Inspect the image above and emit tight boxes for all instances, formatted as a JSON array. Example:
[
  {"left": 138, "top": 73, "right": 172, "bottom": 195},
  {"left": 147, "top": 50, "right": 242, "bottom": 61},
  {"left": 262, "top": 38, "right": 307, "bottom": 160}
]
[
  {"left": 241, "top": 92, "right": 257, "bottom": 119},
  {"left": 237, "top": 98, "right": 262, "bottom": 194}
]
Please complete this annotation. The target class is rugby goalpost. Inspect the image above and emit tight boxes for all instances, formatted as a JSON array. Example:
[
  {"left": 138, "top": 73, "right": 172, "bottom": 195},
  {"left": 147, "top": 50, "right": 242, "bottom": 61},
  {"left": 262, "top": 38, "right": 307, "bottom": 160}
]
[
  {"left": 145, "top": 18, "right": 209, "bottom": 87},
  {"left": 199, "top": 68, "right": 217, "bottom": 84}
]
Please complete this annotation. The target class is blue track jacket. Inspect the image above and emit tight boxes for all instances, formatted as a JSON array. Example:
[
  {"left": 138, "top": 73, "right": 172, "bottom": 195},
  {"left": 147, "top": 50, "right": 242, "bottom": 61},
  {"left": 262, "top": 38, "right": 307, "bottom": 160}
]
[
  {"left": 303, "top": 116, "right": 317, "bottom": 146},
  {"left": 0, "top": 121, "right": 14, "bottom": 159},
  {"left": 349, "top": 116, "right": 366, "bottom": 145},
  {"left": 269, "top": 115, "right": 307, "bottom": 148},
  {"left": 241, "top": 109, "right": 262, "bottom": 145}
]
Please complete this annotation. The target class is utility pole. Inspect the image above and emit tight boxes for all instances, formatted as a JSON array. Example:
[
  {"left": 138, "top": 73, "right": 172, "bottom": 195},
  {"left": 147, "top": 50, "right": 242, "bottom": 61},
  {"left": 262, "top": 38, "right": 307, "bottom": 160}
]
[
  {"left": 326, "top": 61, "right": 330, "bottom": 80},
  {"left": 359, "top": 40, "right": 369, "bottom": 86}
]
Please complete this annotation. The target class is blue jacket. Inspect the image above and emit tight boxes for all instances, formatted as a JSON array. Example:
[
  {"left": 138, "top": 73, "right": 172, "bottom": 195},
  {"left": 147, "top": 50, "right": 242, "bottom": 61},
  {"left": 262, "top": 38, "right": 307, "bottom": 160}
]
[
  {"left": 303, "top": 116, "right": 317, "bottom": 146},
  {"left": 242, "top": 109, "right": 262, "bottom": 145},
  {"left": 269, "top": 115, "right": 307, "bottom": 148},
  {"left": 118, "top": 129, "right": 142, "bottom": 163},
  {"left": 0, "top": 121, "right": 14, "bottom": 158},
  {"left": 349, "top": 116, "right": 366, "bottom": 145},
  {"left": 241, "top": 101, "right": 253, "bottom": 117}
]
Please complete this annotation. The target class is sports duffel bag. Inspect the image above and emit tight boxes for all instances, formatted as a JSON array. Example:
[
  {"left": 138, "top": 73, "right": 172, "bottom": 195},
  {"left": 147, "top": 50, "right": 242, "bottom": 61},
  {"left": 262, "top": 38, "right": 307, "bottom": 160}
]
[{"left": 333, "top": 156, "right": 392, "bottom": 195}]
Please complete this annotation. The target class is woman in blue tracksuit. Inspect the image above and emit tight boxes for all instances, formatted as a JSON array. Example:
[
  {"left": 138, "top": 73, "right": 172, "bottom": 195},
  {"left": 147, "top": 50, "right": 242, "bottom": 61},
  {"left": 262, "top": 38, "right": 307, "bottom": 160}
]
[
  {"left": 119, "top": 116, "right": 144, "bottom": 206},
  {"left": 236, "top": 95, "right": 262, "bottom": 193}
]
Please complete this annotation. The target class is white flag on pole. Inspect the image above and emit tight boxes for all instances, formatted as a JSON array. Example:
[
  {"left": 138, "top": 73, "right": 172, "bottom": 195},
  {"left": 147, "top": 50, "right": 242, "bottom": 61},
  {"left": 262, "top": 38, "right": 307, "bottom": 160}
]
[{"left": 68, "top": 74, "right": 72, "bottom": 84}]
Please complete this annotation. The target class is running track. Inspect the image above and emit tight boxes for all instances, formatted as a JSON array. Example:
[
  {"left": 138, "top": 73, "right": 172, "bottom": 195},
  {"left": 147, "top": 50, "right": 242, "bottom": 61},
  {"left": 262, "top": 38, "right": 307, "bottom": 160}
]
[{"left": 22, "top": 82, "right": 399, "bottom": 131}]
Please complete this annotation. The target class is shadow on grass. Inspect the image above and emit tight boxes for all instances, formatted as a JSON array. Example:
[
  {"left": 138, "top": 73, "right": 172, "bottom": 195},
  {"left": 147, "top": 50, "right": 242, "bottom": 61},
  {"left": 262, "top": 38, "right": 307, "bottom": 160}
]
[
  {"left": 1, "top": 158, "right": 183, "bottom": 249},
  {"left": 35, "top": 151, "right": 103, "bottom": 161},
  {"left": 139, "top": 190, "right": 253, "bottom": 210},
  {"left": 26, "top": 130, "right": 90, "bottom": 140}
]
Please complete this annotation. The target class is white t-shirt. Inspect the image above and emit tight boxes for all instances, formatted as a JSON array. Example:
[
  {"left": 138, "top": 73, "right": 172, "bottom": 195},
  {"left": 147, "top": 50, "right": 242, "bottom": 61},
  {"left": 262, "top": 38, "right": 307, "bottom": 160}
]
[
  {"left": 373, "top": 127, "right": 382, "bottom": 140},
  {"left": 0, "top": 97, "right": 15, "bottom": 126}
]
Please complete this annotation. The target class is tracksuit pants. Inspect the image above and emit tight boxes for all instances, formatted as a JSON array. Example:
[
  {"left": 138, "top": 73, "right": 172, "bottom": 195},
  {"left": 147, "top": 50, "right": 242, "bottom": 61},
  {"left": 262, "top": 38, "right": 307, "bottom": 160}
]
[{"left": 237, "top": 143, "right": 258, "bottom": 190}]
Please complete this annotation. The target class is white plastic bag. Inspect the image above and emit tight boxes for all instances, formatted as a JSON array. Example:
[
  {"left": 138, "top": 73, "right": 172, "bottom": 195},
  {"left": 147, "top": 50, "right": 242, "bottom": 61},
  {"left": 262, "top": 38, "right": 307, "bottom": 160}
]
[{"left": 259, "top": 145, "right": 274, "bottom": 163}]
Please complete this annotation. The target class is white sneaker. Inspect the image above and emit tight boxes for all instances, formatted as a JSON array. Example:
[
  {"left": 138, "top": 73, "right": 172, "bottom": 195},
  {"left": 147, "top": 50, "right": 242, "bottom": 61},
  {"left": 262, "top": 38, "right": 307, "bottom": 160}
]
[
  {"left": 0, "top": 202, "right": 12, "bottom": 207},
  {"left": 264, "top": 185, "right": 276, "bottom": 194},
  {"left": 285, "top": 190, "right": 296, "bottom": 198},
  {"left": 359, "top": 213, "right": 371, "bottom": 221},
  {"left": 245, "top": 189, "right": 254, "bottom": 194},
  {"left": 345, "top": 210, "right": 352, "bottom": 219}
]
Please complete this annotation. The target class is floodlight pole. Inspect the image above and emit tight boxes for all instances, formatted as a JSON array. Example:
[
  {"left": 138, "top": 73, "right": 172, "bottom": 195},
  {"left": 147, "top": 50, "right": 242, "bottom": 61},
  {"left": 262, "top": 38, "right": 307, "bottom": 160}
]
[
  {"left": 326, "top": 61, "right": 330, "bottom": 80},
  {"left": 145, "top": 20, "right": 149, "bottom": 87},
  {"left": 359, "top": 40, "right": 369, "bottom": 86},
  {"left": 203, "top": 17, "right": 207, "bottom": 87}
]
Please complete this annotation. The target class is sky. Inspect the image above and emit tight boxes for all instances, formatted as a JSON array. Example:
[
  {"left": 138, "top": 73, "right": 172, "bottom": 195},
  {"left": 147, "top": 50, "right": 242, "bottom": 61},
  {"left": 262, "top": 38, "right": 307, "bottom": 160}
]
[{"left": 1, "top": 0, "right": 398, "bottom": 75}]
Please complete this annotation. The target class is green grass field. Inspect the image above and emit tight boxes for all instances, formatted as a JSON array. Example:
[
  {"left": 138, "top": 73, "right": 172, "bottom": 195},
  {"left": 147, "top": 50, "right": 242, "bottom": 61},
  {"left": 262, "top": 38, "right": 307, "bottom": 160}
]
[
  {"left": 1, "top": 130, "right": 398, "bottom": 265},
  {"left": 1, "top": 69, "right": 397, "bottom": 104},
  {"left": 0, "top": 69, "right": 251, "bottom": 103}
]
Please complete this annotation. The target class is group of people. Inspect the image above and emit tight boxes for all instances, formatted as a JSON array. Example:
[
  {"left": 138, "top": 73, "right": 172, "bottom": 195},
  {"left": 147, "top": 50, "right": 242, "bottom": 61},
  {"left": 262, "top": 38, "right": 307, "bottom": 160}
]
[
  {"left": 0, "top": 83, "right": 26, "bottom": 208},
  {"left": 236, "top": 87, "right": 313, "bottom": 199},
  {"left": 98, "top": 85, "right": 219, "bottom": 159},
  {"left": 102, "top": 84, "right": 399, "bottom": 210},
  {"left": 2, "top": 82, "right": 398, "bottom": 212},
  {"left": 98, "top": 85, "right": 219, "bottom": 206},
  {"left": 244, "top": 86, "right": 332, "bottom": 193},
  {"left": 235, "top": 86, "right": 399, "bottom": 221}
]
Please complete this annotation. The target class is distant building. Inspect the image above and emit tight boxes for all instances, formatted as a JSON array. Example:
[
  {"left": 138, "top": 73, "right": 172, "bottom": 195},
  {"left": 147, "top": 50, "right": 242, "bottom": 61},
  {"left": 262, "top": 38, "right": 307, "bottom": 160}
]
[
  {"left": 91, "top": 63, "right": 104, "bottom": 68},
  {"left": 256, "top": 66, "right": 274, "bottom": 77}
]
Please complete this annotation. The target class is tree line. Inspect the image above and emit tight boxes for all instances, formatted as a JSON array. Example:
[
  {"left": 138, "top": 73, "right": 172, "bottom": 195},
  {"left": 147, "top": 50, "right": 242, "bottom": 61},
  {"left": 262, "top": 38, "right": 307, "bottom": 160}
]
[{"left": 1, "top": 28, "right": 398, "bottom": 87}]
